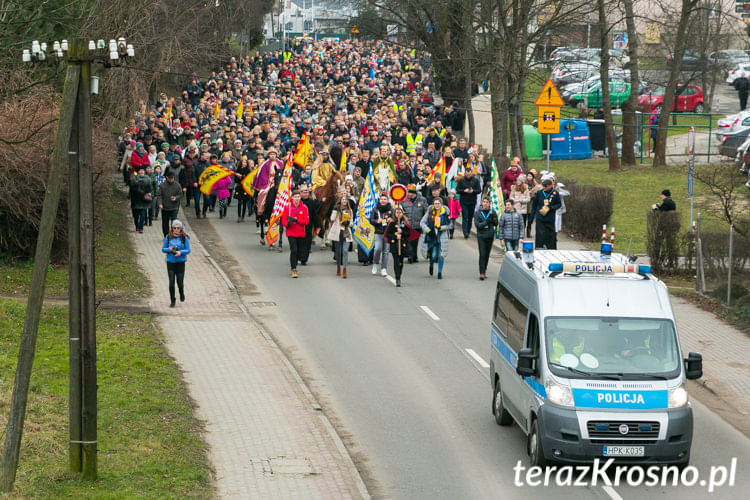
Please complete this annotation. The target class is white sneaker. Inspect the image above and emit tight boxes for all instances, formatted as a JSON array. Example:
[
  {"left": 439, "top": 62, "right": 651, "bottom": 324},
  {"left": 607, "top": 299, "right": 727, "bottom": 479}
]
[
  {"left": 372, "top": 264, "right": 378, "bottom": 275},
  {"left": 380, "top": 268, "right": 388, "bottom": 277}
]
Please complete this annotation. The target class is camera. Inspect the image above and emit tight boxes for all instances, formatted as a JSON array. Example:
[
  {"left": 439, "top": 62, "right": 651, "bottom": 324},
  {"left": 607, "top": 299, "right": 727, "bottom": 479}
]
[{"left": 169, "top": 246, "right": 178, "bottom": 255}]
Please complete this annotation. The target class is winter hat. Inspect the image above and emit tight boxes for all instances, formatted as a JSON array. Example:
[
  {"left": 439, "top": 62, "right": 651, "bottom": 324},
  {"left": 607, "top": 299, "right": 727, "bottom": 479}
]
[
  {"left": 661, "top": 189, "right": 671, "bottom": 197},
  {"left": 172, "top": 219, "right": 183, "bottom": 229}
]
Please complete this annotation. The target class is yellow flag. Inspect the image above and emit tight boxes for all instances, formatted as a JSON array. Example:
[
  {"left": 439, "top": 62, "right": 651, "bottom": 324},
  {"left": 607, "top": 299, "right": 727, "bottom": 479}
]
[
  {"left": 164, "top": 104, "right": 172, "bottom": 122},
  {"left": 198, "top": 164, "right": 233, "bottom": 196},
  {"left": 241, "top": 165, "right": 262, "bottom": 195},
  {"left": 236, "top": 100, "right": 244, "bottom": 120},
  {"left": 428, "top": 156, "right": 446, "bottom": 186},
  {"left": 339, "top": 147, "right": 347, "bottom": 171},
  {"left": 293, "top": 131, "right": 311, "bottom": 168},
  {"left": 213, "top": 99, "right": 221, "bottom": 119},
  {"left": 248, "top": 98, "right": 253, "bottom": 119}
]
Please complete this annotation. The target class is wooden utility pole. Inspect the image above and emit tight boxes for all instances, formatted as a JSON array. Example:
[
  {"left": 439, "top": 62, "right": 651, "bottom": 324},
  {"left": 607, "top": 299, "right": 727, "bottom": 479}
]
[
  {"left": 77, "top": 56, "right": 98, "bottom": 480},
  {"left": 0, "top": 58, "right": 81, "bottom": 492},
  {"left": 68, "top": 95, "right": 82, "bottom": 473}
]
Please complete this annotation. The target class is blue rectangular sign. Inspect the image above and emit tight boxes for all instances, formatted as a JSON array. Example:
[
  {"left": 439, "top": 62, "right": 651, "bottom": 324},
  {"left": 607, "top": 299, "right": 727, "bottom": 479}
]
[{"left": 572, "top": 388, "right": 668, "bottom": 409}]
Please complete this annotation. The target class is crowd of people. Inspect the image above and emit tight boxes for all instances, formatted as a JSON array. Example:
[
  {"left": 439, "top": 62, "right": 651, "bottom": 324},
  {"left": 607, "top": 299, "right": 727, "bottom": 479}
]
[{"left": 116, "top": 38, "right": 570, "bottom": 300}]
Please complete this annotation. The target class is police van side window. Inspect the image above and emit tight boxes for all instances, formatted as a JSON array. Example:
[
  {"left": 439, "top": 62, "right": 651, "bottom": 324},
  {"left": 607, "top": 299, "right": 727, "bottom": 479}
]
[
  {"left": 526, "top": 315, "right": 540, "bottom": 357},
  {"left": 495, "top": 283, "right": 527, "bottom": 351}
]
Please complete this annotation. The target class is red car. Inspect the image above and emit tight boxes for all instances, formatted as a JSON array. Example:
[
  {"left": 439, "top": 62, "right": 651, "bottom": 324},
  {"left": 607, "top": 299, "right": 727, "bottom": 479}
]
[{"left": 638, "top": 84, "right": 705, "bottom": 113}]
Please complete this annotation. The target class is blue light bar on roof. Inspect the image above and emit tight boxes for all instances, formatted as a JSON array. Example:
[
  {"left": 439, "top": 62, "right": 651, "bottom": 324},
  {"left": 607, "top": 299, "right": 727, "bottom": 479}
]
[{"left": 547, "top": 262, "right": 652, "bottom": 275}]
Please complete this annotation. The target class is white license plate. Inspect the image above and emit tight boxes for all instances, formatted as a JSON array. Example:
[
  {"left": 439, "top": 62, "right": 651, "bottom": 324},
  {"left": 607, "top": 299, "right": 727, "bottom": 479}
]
[{"left": 603, "top": 446, "right": 644, "bottom": 457}]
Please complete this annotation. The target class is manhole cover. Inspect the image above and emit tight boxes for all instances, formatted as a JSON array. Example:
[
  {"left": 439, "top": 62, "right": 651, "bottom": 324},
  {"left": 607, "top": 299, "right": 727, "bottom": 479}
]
[{"left": 268, "top": 457, "right": 314, "bottom": 475}]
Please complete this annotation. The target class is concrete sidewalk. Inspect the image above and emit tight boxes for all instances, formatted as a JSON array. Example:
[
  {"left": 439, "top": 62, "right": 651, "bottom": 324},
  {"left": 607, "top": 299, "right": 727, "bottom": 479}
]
[
  {"left": 130, "top": 213, "right": 368, "bottom": 499},
  {"left": 552, "top": 233, "right": 750, "bottom": 422}
]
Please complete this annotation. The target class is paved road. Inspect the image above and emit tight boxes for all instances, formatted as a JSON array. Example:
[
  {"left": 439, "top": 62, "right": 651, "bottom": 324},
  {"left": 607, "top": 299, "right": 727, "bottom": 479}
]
[{"left": 189, "top": 213, "right": 750, "bottom": 499}]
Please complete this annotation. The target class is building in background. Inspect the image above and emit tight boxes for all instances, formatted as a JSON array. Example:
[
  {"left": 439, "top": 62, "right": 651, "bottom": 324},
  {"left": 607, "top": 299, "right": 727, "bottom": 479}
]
[{"left": 263, "top": 0, "right": 358, "bottom": 41}]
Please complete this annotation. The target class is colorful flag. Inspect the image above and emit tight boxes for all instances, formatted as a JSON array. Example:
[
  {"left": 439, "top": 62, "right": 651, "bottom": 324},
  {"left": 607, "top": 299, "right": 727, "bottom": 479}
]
[
  {"left": 489, "top": 158, "right": 503, "bottom": 236},
  {"left": 427, "top": 156, "right": 446, "bottom": 186},
  {"left": 338, "top": 147, "right": 347, "bottom": 171},
  {"left": 248, "top": 98, "right": 253, "bottom": 119},
  {"left": 213, "top": 98, "right": 221, "bottom": 119},
  {"left": 445, "top": 157, "right": 460, "bottom": 190},
  {"left": 236, "top": 99, "right": 244, "bottom": 120},
  {"left": 293, "top": 131, "right": 311, "bottom": 168},
  {"left": 353, "top": 167, "right": 378, "bottom": 253},
  {"left": 198, "top": 164, "right": 233, "bottom": 196},
  {"left": 240, "top": 164, "right": 262, "bottom": 195},
  {"left": 265, "top": 154, "right": 294, "bottom": 246},
  {"left": 292, "top": 73, "right": 298, "bottom": 88},
  {"left": 164, "top": 103, "right": 172, "bottom": 122}
]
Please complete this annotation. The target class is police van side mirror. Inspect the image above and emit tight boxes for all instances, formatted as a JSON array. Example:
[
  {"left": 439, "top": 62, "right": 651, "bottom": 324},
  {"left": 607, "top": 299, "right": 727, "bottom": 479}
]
[
  {"left": 685, "top": 352, "right": 703, "bottom": 380},
  {"left": 516, "top": 348, "right": 536, "bottom": 377}
]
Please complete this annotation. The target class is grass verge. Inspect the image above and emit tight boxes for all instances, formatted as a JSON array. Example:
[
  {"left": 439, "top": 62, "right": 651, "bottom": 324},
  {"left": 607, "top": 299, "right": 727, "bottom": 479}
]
[
  {"left": 0, "top": 184, "right": 148, "bottom": 300},
  {"left": 0, "top": 178, "right": 212, "bottom": 497},
  {"left": 0, "top": 301, "right": 213, "bottom": 497}
]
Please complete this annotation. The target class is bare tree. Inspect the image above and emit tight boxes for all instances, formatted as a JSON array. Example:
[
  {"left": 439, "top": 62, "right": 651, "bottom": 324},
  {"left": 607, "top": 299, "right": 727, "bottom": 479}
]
[
  {"left": 597, "top": 0, "right": 619, "bottom": 171},
  {"left": 620, "top": 0, "right": 640, "bottom": 165}
]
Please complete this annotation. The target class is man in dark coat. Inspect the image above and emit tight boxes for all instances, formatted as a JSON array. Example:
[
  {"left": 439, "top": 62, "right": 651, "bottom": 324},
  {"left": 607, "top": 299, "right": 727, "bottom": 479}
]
[
  {"left": 651, "top": 189, "right": 676, "bottom": 212},
  {"left": 529, "top": 178, "right": 562, "bottom": 249},
  {"left": 735, "top": 76, "right": 750, "bottom": 111},
  {"left": 456, "top": 168, "right": 480, "bottom": 238}
]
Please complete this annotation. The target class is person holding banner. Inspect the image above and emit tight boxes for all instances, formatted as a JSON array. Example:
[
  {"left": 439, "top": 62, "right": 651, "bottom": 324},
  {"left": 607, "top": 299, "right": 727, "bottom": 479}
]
[
  {"left": 282, "top": 190, "right": 309, "bottom": 278},
  {"left": 420, "top": 197, "right": 450, "bottom": 279},
  {"left": 369, "top": 193, "right": 394, "bottom": 276}
]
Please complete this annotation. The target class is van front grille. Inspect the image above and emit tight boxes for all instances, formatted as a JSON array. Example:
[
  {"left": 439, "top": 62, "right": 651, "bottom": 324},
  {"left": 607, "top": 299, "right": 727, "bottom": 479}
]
[{"left": 587, "top": 421, "right": 660, "bottom": 439}]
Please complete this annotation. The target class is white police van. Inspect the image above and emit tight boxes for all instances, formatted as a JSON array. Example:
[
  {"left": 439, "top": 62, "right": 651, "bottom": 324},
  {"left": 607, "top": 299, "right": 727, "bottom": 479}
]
[{"left": 489, "top": 243, "right": 703, "bottom": 467}]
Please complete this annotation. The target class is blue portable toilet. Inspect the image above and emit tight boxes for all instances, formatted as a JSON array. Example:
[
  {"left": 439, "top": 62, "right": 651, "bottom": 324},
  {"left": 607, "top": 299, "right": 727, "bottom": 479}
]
[{"left": 550, "top": 119, "right": 592, "bottom": 160}]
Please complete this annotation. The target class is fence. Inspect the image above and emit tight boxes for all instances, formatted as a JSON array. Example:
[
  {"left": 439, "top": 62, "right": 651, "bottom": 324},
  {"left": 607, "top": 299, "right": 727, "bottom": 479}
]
[{"left": 636, "top": 112, "right": 716, "bottom": 164}]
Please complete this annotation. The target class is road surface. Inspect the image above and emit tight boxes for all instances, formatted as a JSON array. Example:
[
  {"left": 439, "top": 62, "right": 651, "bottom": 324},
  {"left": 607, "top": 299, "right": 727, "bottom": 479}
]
[{"left": 188, "top": 214, "right": 750, "bottom": 499}]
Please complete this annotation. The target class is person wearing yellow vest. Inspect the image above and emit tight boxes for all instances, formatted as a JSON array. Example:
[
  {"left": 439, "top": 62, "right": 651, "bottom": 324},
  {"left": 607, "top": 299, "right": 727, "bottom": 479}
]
[
  {"left": 405, "top": 130, "right": 423, "bottom": 155},
  {"left": 283, "top": 51, "right": 292, "bottom": 63},
  {"left": 549, "top": 331, "right": 585, "bottom": 364}
]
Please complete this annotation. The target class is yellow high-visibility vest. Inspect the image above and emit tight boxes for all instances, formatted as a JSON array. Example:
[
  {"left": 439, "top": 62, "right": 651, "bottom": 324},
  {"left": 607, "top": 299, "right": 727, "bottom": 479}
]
[{"left": 405, "top": 133, "right": 422, "bottom": 153}]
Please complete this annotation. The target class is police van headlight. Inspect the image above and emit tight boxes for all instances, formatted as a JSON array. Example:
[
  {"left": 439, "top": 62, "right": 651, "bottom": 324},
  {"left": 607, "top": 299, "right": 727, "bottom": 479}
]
[
  {"left": 545, "top": 379, "right": 574, "bottom": 407},
  {"left": 668, "top": 384, "right": 688, "bottom": 408}
]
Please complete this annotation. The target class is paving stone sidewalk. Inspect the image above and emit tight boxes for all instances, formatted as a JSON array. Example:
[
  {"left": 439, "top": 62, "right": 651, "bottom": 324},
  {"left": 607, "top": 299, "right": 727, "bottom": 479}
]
[{"left": 131, "top": 213, "right": 368, "bottom": 499}]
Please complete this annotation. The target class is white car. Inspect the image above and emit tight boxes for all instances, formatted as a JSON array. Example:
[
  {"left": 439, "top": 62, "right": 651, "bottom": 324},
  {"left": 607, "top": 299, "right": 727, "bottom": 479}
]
[
  {"left": 716, "top": 110, "right": 750, "bottom": 140},
  {"left": 726, "top": 64, "right": 750, "bottom": 85},
  {"left": 551, "top": 61, "right": 600, "bottom": 83}
]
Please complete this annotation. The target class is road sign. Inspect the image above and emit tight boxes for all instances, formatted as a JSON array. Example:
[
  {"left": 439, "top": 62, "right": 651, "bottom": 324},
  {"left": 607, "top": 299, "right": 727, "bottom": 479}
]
[
  {"left": 351, "top": 26, "right": 359, "bottom": 34},
  {"left": 534, "top": 79, "right": 564, "bottom": 107},
  {"left": 538, "top": 106, "right": 561, "bottom": 134}
]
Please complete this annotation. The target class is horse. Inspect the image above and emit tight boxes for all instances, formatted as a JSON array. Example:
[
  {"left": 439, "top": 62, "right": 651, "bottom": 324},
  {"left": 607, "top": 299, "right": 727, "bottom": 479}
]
[{"left": 315, "top": 170, "right": 344, "bottom": 248}]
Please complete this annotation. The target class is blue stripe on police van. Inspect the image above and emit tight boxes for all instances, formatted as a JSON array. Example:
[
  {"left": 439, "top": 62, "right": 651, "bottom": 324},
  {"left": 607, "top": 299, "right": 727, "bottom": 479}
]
[
  {"left": 491, "top": 329, "right": 546, "bottom": 399},
  {"left": 572, "top": 388, "right": 668, "bottom": 410}
]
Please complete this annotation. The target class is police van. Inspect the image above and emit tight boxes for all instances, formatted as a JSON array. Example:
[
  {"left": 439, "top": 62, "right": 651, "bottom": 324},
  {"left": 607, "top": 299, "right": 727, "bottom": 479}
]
[{"left": 489, "top": 244, "right": 703, "bottom": 467}]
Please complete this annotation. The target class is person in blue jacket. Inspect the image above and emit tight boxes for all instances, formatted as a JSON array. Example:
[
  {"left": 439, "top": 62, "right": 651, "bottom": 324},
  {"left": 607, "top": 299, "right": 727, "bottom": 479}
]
[{"left": 162, "top": 219, "right": 191, "bottom": 307}]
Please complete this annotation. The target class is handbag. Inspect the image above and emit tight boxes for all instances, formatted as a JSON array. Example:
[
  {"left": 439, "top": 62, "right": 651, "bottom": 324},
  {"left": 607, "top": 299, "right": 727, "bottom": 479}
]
[{"left": 143, "top": 193, "right": 153, "bottom": 202}]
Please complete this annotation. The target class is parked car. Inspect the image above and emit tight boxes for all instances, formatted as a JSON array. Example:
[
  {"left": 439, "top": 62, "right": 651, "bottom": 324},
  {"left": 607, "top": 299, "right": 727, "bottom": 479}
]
[
  {"left": 666, "top": 50, "right": 706, "bottom": 69},
  {"left": 726, "top": 63, "right": 750, "bottom": 85},
  {"left": 637, "top": 84, "right": 704, "bottom": 113},
  {"left": 568, "top": 79, "right": 631, "bottom": 110},
  {"left": 709, "top": 50, "right": 750, "bottom": 74},
  {"left": 550, "top": 61, "right": 600, "bottom": 84},
  {"left": 718, "top": 126, "right": 750, "bottom": 158},
  {"left": 716, "top": 110, "right": 750, "bottom": 140},
  {"left": 573, "top": 48, "right": 630, "bottom": 67}
]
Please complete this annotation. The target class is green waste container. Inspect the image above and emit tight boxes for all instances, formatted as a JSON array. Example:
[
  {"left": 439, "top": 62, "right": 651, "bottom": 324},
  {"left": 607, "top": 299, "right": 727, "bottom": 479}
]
[{"left": 524, "top": 125, "right": 543, "bottom": 160}]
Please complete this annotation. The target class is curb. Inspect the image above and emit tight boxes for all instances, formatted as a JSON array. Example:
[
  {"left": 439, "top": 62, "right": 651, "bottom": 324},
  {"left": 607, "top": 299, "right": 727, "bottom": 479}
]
[{"left": 182, "top": 215, "right": 371, "bottom": 500}]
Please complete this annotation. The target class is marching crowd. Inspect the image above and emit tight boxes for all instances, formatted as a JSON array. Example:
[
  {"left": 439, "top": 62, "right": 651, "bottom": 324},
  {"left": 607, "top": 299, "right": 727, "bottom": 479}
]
[{"left": 116, "top": 38, "right": 569, "bottom": 304}]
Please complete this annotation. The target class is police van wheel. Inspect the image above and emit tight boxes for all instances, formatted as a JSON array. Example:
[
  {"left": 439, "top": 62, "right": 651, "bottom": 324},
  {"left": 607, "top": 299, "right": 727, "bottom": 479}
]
[
  {"left": 492, "top": 378, "right": 513, "bottom": 426},
  {"left": 528, "top": 418, "right": 548, "bottom": 467}
]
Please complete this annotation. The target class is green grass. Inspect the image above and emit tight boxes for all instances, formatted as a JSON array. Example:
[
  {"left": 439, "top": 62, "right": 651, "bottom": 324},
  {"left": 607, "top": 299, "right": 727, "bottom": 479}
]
[
  {"left": 0, "top": 185, "right": 148, "bottom": 300},
  {"left": 0, "top": 301, "right": 213, "bottom": 498},
  {"left": 0, "top": 182, "right": 212, "bottom": 497},
  {"left": 528, "top": 159, "right": 728, "bottom": 254}
]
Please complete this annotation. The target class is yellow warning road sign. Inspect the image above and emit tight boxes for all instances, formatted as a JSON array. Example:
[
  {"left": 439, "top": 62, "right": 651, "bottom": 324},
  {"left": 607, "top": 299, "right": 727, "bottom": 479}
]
[
  {"left": 538, "top": 106, "right": 561, "bottom": 134},
  {"left": 534, "top": 79, "right": 564, "bottom": 107}
]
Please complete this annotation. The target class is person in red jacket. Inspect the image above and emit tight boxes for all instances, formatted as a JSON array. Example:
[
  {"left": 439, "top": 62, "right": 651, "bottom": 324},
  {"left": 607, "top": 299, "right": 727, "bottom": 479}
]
[
  {"left": 500, "top": 157, "right": 524, "bottom": 198},
  {"left": 282, "top": 190, "right": 310, "bottom": 278},
  {"left": 129, "top": 142, "right": 150, "bottom": 180}
]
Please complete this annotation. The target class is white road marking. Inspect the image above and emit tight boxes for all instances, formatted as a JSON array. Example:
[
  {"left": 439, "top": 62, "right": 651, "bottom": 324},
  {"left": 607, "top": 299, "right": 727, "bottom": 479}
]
[
  {"left": 602, "top": 486, "right": 623, "bottom": 500},
  {"left": 420, "top": 305, "right": 440, "bottom": 321},
  {"left": 385, "top": 274, "right": 397, "bottom": 285},
  {"left": 465, "top": 348, "right": 489, "bottom": 368}
]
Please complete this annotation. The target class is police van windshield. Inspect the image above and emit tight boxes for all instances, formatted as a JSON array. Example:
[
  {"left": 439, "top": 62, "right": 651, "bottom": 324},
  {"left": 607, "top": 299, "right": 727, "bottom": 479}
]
[{"left": 545, "top": 317, "right": 680, "bottom": 380}]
